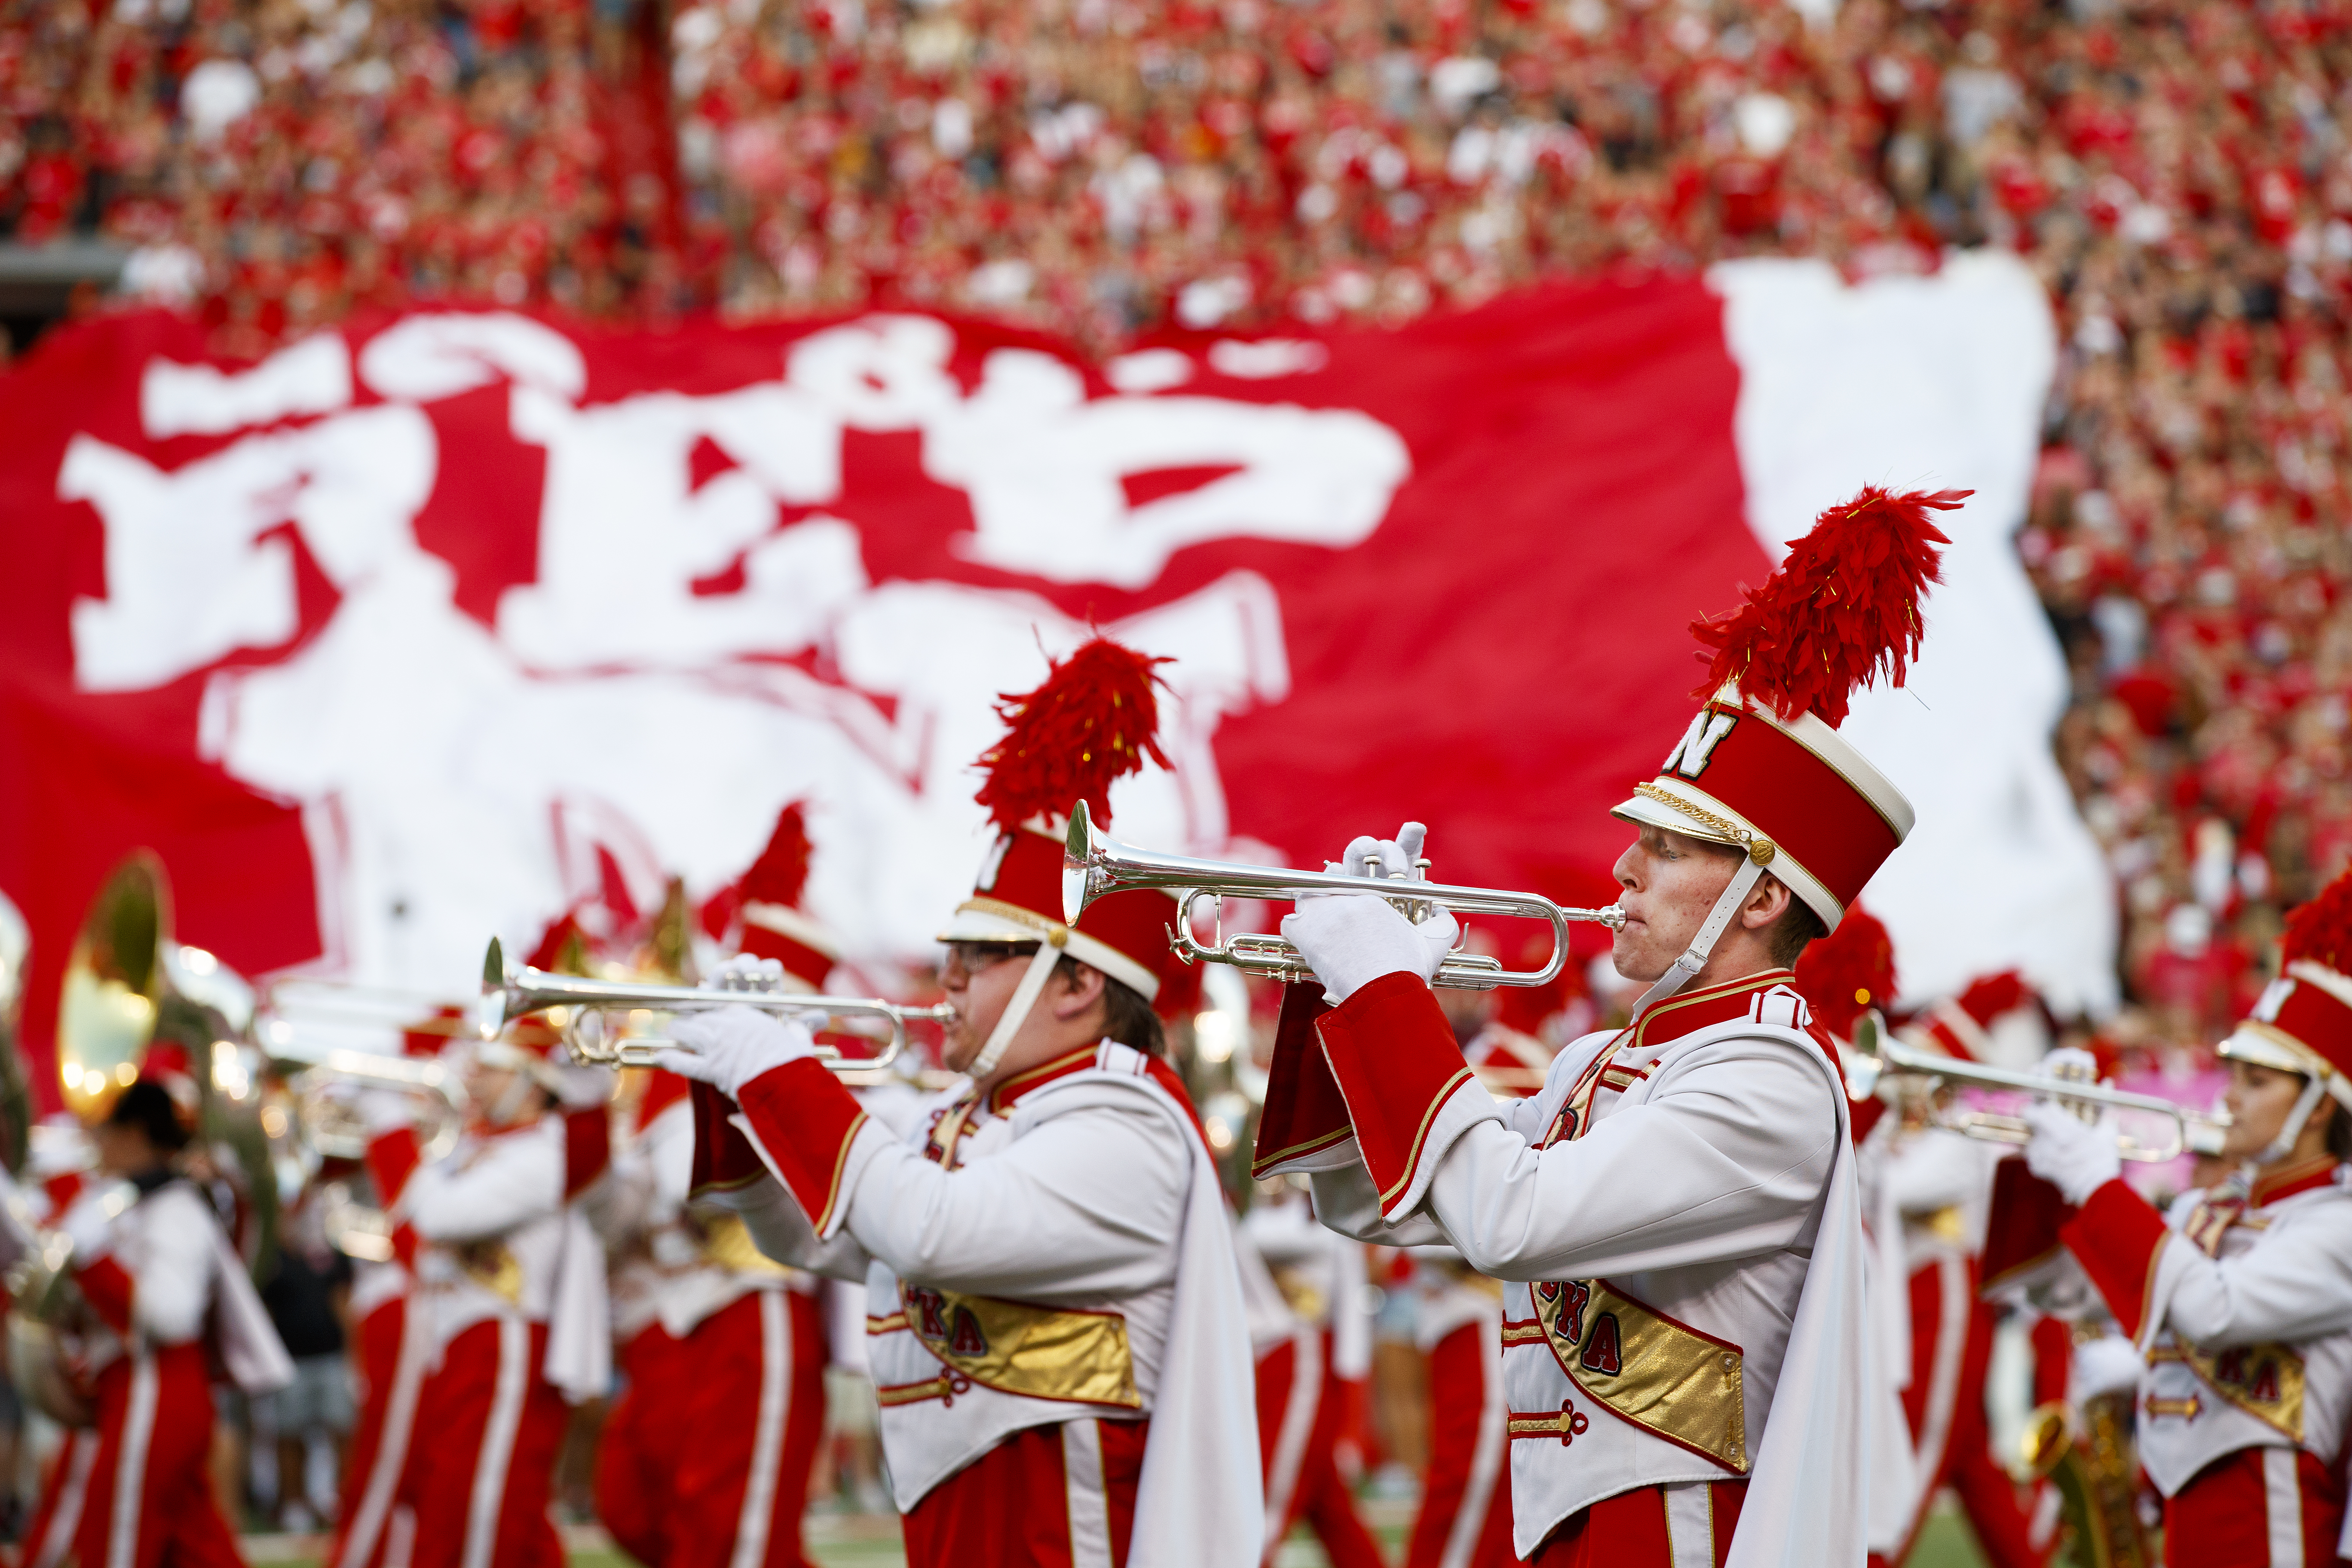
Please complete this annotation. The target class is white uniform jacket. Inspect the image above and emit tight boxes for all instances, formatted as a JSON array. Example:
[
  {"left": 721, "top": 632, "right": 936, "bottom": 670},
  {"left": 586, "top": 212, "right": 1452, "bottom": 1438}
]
[
  {"left": 395, "top": 1115, "right": 609, "bottom": 1402},
  {"left": 1253, "top": 968, "right": 1868, "bottom": 1566},
  {"left": 65, "top": 1177, "right": 293, "bottom": 1396},
  {"left": 705, "top": 1038, "right": 1262, "bottom": 1568},
  {"left": 2047, "top": 1156, "right": 2352, "bottom": 1497}
]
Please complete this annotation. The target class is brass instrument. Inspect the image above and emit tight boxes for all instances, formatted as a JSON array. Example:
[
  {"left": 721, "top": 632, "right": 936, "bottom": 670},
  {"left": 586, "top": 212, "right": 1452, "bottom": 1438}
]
[
  {"left": 2021, "top": 1393, "right": 2155, "bottom": 1568},
  {"left": 1060, "top": 801, "right": 1623, "bottom": 992},
  {"left": 477, "top": 939, "right": 953, "bottom": 1071},
  {"left": 1845, "top": 1017, "right": 2229, "bottom": 1163},
  {"left": 2, "top": 1181, "right": 134, "bottom": 1428},
  {"left": 252, "top": 1028, "right": 468, "bottom": 1162}
]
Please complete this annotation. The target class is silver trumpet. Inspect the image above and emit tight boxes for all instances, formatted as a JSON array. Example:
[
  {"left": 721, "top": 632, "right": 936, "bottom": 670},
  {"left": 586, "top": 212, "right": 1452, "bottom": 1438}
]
[
  {"left": 1845, "top": 1016, "right": 2230, "bottom": 1163},
  {"left": 251, "top": 1026, "right": 470, "bottom": 1161},
  {"left": 477, "top": 939, "right": 954, "bottom": 1072},
  {"left": 1061, "top": 801, "right": 1626, "bottom": 992}
]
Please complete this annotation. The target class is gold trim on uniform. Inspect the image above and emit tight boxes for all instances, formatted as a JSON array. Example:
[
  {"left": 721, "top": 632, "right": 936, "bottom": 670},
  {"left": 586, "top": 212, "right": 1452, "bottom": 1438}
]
[
  {"left": 2147, "top": 1341, "right": 2306, "bottom": 1441},
  {"left": 1532, "top": 1276, "right": 1748, "bottom": 1473},
  {"left": 898, "top": 1283, "right": 1141, "bottom": 1409}
]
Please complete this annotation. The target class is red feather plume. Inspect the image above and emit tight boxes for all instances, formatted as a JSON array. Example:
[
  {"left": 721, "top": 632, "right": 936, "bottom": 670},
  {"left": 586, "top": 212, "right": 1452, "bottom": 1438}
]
[
  {"left": 1792, "top": 903, "right": 1896, "bottom": 1041},
  {"left": 741, "top": 803, "right": 814, "bottom": 909},
  {"left": 2283, "top": 869, "right": 2352, "bottom": 974},
  {"left": 1691, "top": 486, "right": 1968, "bottom": 726},
  {"left": 1953, "top": 970, "right": 2029, "bottom": 1027},
  {"left": 974, "top": 637, "right": 1173, "bottom": 835}
]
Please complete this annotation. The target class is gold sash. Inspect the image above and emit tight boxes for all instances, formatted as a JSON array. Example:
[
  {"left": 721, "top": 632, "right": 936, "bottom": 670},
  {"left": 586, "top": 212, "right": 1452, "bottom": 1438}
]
[
  {"left": 1531, "top": 1277, "right": 1747, "bottom": 1473},
  {"left": 890, "top": 1283, "right": 1140, "bottom": 1409},
  {"left": 2149, "top": 1341, "right": 2306, "bottom": 1441}
]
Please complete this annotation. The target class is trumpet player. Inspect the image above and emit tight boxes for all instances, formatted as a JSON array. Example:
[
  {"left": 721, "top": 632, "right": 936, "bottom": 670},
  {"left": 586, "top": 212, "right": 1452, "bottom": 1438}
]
[
  {"left": 668, "top": 637, "right": 1262, "bottom": 1568},
  {"left": 595, "top": 805, "right": 835, "bottom": 1568},
  {"left": 1253, "top": 488, "right": 1967, "bottom": 1565},
  {"left": 2019, "top": 871, "right": 2352, "bottom": 1568},
  {"left": 57, "top": 1079, "right": 294, "bottom": 1568},
  {"left": 392, "top": 1017, "right": 611, "bottom": 1568}
]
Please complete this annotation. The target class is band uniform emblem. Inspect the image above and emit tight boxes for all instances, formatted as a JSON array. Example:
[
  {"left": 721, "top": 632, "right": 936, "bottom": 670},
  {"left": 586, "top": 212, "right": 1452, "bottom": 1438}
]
[
  {"left": 892, "top": 1283, "right": 1141, "bottom": 1410},
  {"left": 1532, "top": 1277, "right": 1747, "bottom": 1473}
]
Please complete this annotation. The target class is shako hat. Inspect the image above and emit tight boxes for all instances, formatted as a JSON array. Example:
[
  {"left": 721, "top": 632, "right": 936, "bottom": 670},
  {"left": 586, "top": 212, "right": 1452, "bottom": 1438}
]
[
  {"left": 2223, "top": 869, "right": 2352, "bottom": 1158},
  {"left": 1611, "top": 486, "right": 1962, "bottom": 1007},
  {"left": 939, "top": 636, "right": 1179, "bottom": 1074}
]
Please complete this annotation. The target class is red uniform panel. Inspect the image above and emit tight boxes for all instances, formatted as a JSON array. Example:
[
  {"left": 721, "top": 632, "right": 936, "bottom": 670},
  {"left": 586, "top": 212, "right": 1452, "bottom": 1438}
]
[
  {"left": 75, "top": 1343, "right": 245, "bottom": 1568},
  {"left": 333, "top": 1295, "right": 428, "bottom": 1568},
  {"left": 1527, "top": 1479, "right": 1746, "bottom": 1566},
  {"left": 899, "top": 1418, "right": 1148, "bottom": 1568},
  {"left": 2163, "top": 1446, "right": 2346, "bottom": 1568},
  {"left": 1406, "top": 1319, "right": 1514, "bottom": 1568},
  {"left": 408, "top": 1318, "right": 571, "bottom": 1568}
]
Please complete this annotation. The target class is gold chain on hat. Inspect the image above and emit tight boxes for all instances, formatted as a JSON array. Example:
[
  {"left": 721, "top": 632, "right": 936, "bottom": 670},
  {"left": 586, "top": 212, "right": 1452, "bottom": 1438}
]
[{"left": 1633, "top": 783, "right": 1777, "bottom": 866}]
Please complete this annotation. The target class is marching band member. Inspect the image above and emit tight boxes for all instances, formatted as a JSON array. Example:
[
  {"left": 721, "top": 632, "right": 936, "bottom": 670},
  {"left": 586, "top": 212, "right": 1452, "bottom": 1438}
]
[
  {"left": 395, "top": 1018, "right": 610, "bottom": 1568},
  {"left": 331, "top": 1011, "right": 457, "bottom": 1568},
  {"left": 2021, "top": 867, "right": 2352, "bottom": 1568},
  {"left": 1240, "top": 1181, "right": 1384, "bottom": 1568},
  {"left": 60, "top": 1079, "right": 294, "bottom": 1568},
  {"left": 596, "top": 805, "right": 835, "bottom": 1568},
  {"left": 1794, "top": 920, "right": 2048, "bottom": 1568},
  {"left": 1254, "top": 487, "right": 1967, "bottom": 1565},
  {"left": 672, "top": 637, "right": 1260, "bottom": 1568}
]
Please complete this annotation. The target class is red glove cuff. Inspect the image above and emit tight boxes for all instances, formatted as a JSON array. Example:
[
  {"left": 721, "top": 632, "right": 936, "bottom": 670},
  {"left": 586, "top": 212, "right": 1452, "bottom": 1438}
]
[
  {"left": 2059, "top": 1177, "right": 2171, "bottom": 1339},
  {"left": 735, "top": 1058, "right": 870, "bottom": 1231},
  {"left": 1314, "top": 971, "right": 1474, "bottom": 1210},
  {"left": 1251, "top": 983, "right": 1354, "bottom": 1177}
]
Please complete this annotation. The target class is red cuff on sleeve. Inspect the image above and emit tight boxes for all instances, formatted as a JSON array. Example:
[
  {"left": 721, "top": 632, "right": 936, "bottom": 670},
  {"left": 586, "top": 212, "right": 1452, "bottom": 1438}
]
[
  {"left": 365, "top": 1127, "right": 421, "bottom": 1209},
  {"left": 686, "top": 1081, "right": 769, "bottom": 1198},
  {"left": 2059, "top": 1177, "right": 2171, "bottom": 1338},
  {"left": 1980, "top": 1158, "right": 2075, "bottom": 1293},
  {"left": 562, "top": 1106, "right": 611, "bottom": 1200},
  {"left": 391, "top": 1222, "right": 419, "bottom": 1272},
  {"left": 733, "top": 1059, "right": 870, "bottom": 1231},
  {"left": 1250, "top": 983, "right": 1354, "bottom": 1178},
  {"left": 1314, "top": 970, "right": 1475, "bottom": 1209},
  {"left": 77, "top": 1255, "right": 134, "bottom": 1334}
]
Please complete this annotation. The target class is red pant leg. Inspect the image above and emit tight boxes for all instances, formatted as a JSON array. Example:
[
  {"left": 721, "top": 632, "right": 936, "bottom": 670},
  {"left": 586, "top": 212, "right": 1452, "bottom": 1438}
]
[
  {"left": 1941, "top": 1300, "right": 2049, "bottom": 1568},
  {"left": 334, "top": 1297, "right": 432, "bottom": 1568},
  {"left": 19, "top": 1429, "right": 100, "bottom": 1568},
  {"left": 409, "top": 1317, "right": 568, "bottom": 1568},
  {"left": 77, "top": 1344, "right": 245, "bottom": 1568},
  {"left": 1406, "top": 1319, "right": 1514, "bottom": 1568},
  {"left": 2164, "top": 1446, "right": 2347, "bottom": 1568},
  {"left": 900, "top": 1420, "right": 1146, "bottom": 1568},
  {"left": 1530, "top": 1480, "right": 1746, "bottom": 1567},
  {"left": 1295, "top": 1335, "right": 1384, "bottom": 1568},
  {"left": 667, "top": 1290, "right": 828, "bottom": 1568},
  {"left": 596, "top": 1326, "right": 683, "bottom": 1568}
]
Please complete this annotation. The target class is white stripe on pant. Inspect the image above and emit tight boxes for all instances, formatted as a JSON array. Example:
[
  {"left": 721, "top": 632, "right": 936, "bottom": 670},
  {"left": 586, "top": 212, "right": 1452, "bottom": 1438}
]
[
  {"left": 1062, "top": 1419, "right": 1113, "bottom": 1568},
  {"left": 34, "top": 1430, "right": 99, "bottom": 1568},
  {"left": 1262, "top": 1328, "right": 1322, "bottom": 1557},
  {"left": 461, "top": 1317, "right": 532, "bottom": 1568},
  {"left": 728, "top": 1290, "right": 792, "bottom": 1568},
  {"left": 1439, "top": 1309, "right": 1507, "bottom": 1568},
  {"left": 2263, "top": 1446, "right": 2305, "bottom": 1568},
  {"left": 1664, "top": 1482, "right": 1713, "bottom": 1568},
  {"left": 104, "top": 1348, "right": 160, "bottom": 1568},
  {"left": 339, "top": 1305, "right": 432, "bottom": 1568}
]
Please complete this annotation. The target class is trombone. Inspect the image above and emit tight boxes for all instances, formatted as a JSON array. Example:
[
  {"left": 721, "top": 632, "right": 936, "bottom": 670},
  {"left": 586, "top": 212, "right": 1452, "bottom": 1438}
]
[
  {"left": 251, "top": 1026, "right": 469, "bottom": 1161},
  {"left": 477, "top": 939, "right": 954, "bottom": 1072},
  {"left": 1844, "top": 1016, "right": 2230, "bottom": 1163},
  {"left": 1060, "top": 801, "right": 1625, "bottom": 992}
]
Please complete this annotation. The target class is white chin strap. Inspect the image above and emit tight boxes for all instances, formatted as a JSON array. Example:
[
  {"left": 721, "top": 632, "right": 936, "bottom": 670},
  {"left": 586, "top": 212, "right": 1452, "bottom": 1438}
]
[
  {"left": 2256, "top": 1072, "right": 2334, "bottom": 1167},
  {"left": 1631, "top": 856, "right": 1768, "bottom": 1017},
  {"left": 968, "top": 937, "right": 1067, "bottom": 1081}
]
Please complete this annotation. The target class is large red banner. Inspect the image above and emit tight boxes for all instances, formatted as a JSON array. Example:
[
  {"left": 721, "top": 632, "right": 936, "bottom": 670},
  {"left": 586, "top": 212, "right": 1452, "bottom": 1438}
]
[{"left": 0, "top": 273, "right": 2070, "bottom": 1097}]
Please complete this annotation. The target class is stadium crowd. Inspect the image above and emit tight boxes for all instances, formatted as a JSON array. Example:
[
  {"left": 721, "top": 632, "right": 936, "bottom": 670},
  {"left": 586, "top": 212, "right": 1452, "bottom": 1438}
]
[{"left": 5, "top": 0, "right": 2350, "bottom": 1046}]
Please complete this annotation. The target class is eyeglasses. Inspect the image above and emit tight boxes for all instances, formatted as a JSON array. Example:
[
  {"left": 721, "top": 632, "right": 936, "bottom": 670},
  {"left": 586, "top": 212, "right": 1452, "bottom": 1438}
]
[{"left": 939, "top": 941, "right": 1039, "bottom": 984}]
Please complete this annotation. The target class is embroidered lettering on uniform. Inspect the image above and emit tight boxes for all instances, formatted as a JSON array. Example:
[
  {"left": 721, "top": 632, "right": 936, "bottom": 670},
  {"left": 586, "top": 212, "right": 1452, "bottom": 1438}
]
[
  {"left": 896, "top": 1284, "right": 1142, "bottom": 1409},
  {"left": 910, "top": 1286, "right": 948, "bottom": 1338},
  {"left": 2183, "top": 1339, "right": 2306, "bottom": 1439},
  {"left": 1553, "top": 1280, "right": 1590, "bottom": 1344},
  {"left": 1580, "top": 1313, "right": 1623, "bottom": 1376},
  {"left": 1662, "top": 710, "right": 1738, "bottom": 779},
  {"left": 948, "top": 1306, "right": 988, "bottom": 1357},
  {"left": 1543, "top": 1105, "right": 1579, "bottom": 1145}
]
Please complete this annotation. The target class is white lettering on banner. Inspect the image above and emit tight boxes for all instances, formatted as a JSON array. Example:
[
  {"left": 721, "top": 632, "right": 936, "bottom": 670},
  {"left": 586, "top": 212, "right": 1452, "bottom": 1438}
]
[
  {"left": 140, "top": 333, "right": 353, "bottom": 438},
  {"left": 62, "top": 406, "right": 437, "bottom": 692},
  {"left": 61, "top": 312, "right": 1349, "bottom": 993}
]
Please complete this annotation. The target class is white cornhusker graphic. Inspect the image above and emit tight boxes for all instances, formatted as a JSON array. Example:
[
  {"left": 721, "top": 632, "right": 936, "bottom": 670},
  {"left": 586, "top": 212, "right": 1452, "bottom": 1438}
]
[{"left": 61, "top": 312, "right": 1400, "bottom": 994}]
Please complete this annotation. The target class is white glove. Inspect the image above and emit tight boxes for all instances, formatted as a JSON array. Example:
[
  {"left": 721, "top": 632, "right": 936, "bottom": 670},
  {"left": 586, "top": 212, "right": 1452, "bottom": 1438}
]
[
  {"left": 2071, "top": 1332, "right": 2144, "bottom": 1400},
  {"left": 2022, "top": 1100, "right": 2124, "bottom": 1205},
  {"left": 1323, "top": 823, "right": 1428, "bottom": 885},
  {"left": 548, "top": 1061, "right": 616, "bottom": 1110},
  {"left": 703, "top": 954, "right": 787, "bottom": 991},
  {"left": 59, "top": 1192, "right": 116, "bottom": 1264},
  {"left": 1281, "top": 894, "right": 1459, "bottom": 1004},
  {"left": 651, "top": 1005, "right": 817, "bottom": 1099}
]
